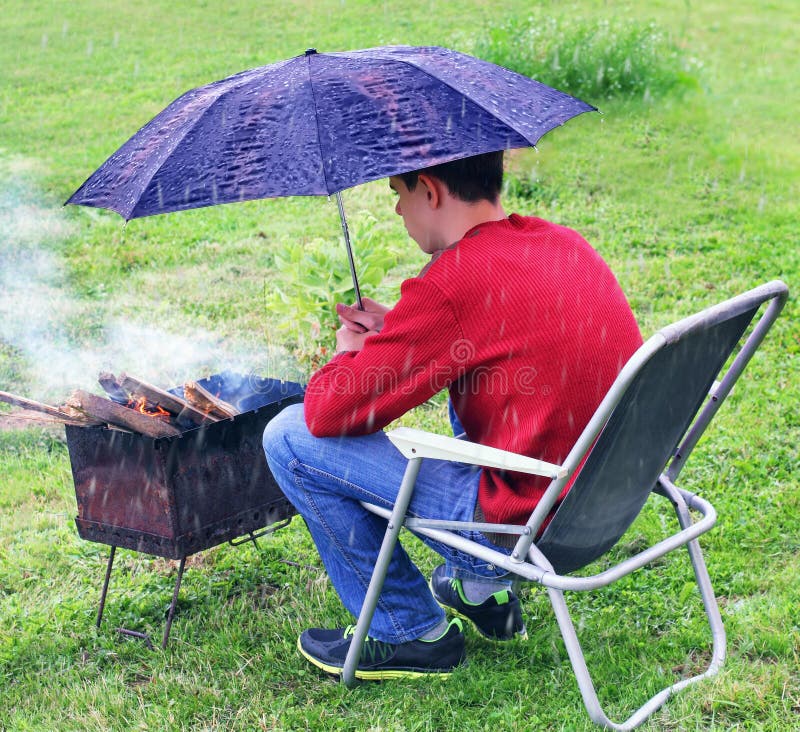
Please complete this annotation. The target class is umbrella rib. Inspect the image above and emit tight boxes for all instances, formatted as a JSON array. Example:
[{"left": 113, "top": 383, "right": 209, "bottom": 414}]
[
  {"left": 123, "top": 87, "right": 233, "bottom": 219},
  {"left": 355, "top": 51, "right": 595, "bottom": 148},
  {"left": 305, "top": 54, "right": 332, "bottom": 195},
  {"left": 126, "top": 62, "right": 293, "bottom": 219}
]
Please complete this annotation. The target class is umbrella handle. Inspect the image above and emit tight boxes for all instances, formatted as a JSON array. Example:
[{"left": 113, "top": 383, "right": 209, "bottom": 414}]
[{"left": 336, "top": 192, "right": 364, "bottom": 310}]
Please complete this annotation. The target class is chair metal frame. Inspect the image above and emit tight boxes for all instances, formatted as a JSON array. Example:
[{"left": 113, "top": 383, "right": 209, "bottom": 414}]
[{"left": 340, "top": 281, "right": 788, "bottom": 730}]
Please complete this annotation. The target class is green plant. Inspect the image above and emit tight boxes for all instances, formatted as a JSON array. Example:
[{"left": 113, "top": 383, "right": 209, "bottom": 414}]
[
  {"left": 470, "top": 15, "right": 700, "bottom": 101},
  {"left": 265, "top": 211, "right": 399, "bottom": 365}
]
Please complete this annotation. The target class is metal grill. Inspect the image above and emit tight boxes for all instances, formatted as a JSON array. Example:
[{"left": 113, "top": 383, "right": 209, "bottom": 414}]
[{"left": 66, "top": 372, "right": 304, "bottom": 647}]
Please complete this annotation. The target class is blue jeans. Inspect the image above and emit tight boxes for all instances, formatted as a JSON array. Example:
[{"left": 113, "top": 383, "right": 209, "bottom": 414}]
[{"left": 262, "top": 402, "right": 512, "bottom": 643}]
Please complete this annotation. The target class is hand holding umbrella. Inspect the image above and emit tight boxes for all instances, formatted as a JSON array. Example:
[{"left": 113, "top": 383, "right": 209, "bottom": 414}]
[{"left": 337, "top": 298, "right": 389, "bottom": 334}]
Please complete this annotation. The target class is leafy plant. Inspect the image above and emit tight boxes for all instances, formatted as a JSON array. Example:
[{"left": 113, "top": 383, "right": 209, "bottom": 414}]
[
  {"left": 264, "top": 211, "right": 399, "bottom": 366},
  {"left": 469, "top": 15, "right": 701, "bottom": 101}
]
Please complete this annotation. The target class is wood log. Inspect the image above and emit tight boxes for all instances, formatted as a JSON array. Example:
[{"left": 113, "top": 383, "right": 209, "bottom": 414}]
[
  {"left": 0, "top": 408, "right": 93, "bottom": 428},
  {"left": 59, "top": 404, "right": 106, "bottom": 426},
  {"left": 183, "top": 382, "right": 240, "bottom": 419},
  {"left": 118, "top": 373, "right": 217, "bottom": 425},
  {"left": 65, "top": 390, "right": 181, "bottom": 438},
  {"left": 0, "top": 390, "right": 98, "bottom": 424},
  {"left": 97, "top": 372, "right": 130, "bottom": 404}
]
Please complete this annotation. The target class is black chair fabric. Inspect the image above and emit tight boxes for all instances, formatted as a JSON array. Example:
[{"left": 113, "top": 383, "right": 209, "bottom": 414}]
[{"left": 536, "top": 308, "right": 757, "bottom": 574}]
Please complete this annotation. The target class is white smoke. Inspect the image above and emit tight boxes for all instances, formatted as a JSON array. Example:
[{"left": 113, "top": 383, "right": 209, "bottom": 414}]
[{"left": 0, "top": 159, "right": 302, "bottom": 403}]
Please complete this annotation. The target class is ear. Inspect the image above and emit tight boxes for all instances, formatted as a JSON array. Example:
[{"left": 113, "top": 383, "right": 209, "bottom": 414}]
[{"left": 416, "top": 173, "right": 443, "bottom": 209}]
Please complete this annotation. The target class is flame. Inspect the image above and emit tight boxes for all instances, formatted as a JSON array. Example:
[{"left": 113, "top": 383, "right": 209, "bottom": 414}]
[{"left": 127, "top": 396, "right": 172, "bottom": 422}]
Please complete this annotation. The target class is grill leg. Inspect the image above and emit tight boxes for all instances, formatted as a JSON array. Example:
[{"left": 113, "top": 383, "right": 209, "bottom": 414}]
[
  {"left": 161, "top": 556, "right": 187, "bottom": 649},
  {"left": 96, "top": 545, "right": 116, "bottom": 628}
]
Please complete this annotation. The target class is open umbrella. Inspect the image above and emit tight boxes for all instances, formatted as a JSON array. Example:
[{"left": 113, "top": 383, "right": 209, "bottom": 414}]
[{"left": 67, "top": 45, "right": 595, "bottom": 307}]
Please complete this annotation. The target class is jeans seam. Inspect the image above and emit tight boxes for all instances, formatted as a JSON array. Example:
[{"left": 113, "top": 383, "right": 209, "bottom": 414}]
[{"left": 300, "top": 462, "right": 396, "bottom": 509}]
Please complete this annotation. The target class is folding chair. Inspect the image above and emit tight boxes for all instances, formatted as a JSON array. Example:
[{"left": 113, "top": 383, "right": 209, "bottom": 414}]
[{"left": 341, "top": 280, "right": 788, "bottom": 730}]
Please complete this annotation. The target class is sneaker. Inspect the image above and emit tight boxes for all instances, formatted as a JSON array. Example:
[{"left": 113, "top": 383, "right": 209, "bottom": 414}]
[
  {"left": 430, "top": 564, "right": 527, "bottom": 641},
  {"left": 297, "top": 618, "right": 466, "bottom": 680}
]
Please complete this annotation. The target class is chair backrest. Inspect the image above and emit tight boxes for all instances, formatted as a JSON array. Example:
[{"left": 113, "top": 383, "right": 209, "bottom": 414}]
[{"left": 535, "top": 281, "right": 788, "bottom": 574}]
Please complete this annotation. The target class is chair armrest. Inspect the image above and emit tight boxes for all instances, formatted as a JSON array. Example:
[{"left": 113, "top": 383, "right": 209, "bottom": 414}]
[{"left": 387, "top": 426, "right": 568, "bottom": 479}]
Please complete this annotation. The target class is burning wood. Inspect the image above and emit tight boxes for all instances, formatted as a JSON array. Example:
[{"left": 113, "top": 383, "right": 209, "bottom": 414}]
[
  {"left": 117, "top": 373, "right": 217, "bottom": 425},
  {"left": 183, "top": 381, "right": 240, "bottom": 419},
  {"left": 2, "top": 372, "right": 244, "bottom": 438},
  {"left": 126, "top": 395, "right": 173, "bottom": 422},
  {"left": 65, "top": 390, "right": 181, "bottom": 439}
]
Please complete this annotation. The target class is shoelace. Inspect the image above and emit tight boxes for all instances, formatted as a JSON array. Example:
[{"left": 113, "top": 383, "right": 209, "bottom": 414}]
[{"left": 343, "top": 625, "right": 395, "bottom": 663}]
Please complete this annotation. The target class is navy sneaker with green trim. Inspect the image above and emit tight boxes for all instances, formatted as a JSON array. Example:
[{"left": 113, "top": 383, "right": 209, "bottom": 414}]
[
  {"left": 430, "top": 564, "right": 527, "bottom": 641},
  {"left": 297, "top": 618, "right": 466, "bottom": 679}
]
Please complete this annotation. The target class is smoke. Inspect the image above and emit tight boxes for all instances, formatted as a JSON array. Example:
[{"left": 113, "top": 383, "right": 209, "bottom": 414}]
[{"left": 0, "top": 159, "right": 302, "bottom": 402}]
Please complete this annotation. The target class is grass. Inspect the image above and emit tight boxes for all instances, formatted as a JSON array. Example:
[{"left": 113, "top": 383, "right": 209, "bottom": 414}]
[
  {"left": 469, "top": 14, "right": 699, "bottom": 100},
  {"left": 1, "top": 0, "right": 798, "bottom": 729}
]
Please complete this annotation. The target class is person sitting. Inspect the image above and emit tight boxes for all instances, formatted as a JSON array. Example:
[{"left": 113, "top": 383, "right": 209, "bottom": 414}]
[{"left": 262, "top": 150, "right": 642, "bottom": 678}]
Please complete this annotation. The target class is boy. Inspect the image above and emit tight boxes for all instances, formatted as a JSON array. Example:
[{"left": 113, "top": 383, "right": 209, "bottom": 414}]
[{"left": 262, "top": 151, "right": 642, "bottom": 677}]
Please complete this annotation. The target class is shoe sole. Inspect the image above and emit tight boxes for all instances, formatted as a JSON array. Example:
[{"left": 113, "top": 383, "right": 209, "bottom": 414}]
[
  {"left": 297, "top": 637, "right": 457, "bottom": 680},
  {"left": 430, "top": 580, "right": 528, "bottom": 642}
]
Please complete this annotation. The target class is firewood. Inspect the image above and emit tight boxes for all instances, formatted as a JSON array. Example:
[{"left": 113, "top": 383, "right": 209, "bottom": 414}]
[
  {"left": 0, "top": 390, "right": 98, "bottom": 424},
  {"left": 59, "top": 404, "right": 106, "bottom": 426},
  {"left": 0, "top": 408, "right": 93, "bottom": 428},
  {"left": 65, "top": 390, "right": 181, "bottom": 439},
  {"left": 183, "top": 382, "right": 240, "bottom": 419},
  {"left": 118, "top": 373, "right": 217, "bottom": 425},
  {"left": 97, "top": 372, "right": 130, "bottom": 404}
]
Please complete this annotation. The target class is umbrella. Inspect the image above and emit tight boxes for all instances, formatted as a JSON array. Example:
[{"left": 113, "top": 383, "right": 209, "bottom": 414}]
[{"left": 66, "top": 45, "right": 595, "bottom": 308}]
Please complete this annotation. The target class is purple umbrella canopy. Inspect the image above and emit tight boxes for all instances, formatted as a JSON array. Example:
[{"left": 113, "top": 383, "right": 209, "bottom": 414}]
[{"left": 66, "top": 45, "right": 596, "bottom": 220}]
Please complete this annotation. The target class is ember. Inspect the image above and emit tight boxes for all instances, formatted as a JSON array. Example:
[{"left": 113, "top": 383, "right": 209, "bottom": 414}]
[{"left": 128, "top": 395, "right": 172, "bottom": 421}]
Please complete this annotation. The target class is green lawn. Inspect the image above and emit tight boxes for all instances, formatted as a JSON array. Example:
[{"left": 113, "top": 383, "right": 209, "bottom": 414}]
[{"left": 1, "top": 1, "right": 798, "bottom": 730}]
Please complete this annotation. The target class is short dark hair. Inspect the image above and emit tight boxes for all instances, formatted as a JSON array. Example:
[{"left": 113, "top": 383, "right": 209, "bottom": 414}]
[{"left": 399, "top": 150, "right": 504, "bottom": 203}]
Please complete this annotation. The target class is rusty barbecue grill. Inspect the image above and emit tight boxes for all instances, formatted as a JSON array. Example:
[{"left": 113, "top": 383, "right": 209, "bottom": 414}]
[{"left": 66, "top": 372, "right": 304, "bottom": 648}]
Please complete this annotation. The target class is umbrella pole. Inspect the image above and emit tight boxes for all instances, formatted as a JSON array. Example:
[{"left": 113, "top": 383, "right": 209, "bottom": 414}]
[{"left": 335, "top": 191, "right": 364, "bottom": 311}]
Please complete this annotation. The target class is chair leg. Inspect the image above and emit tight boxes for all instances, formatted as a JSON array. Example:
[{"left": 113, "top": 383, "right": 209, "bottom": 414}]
[
  {"left": 341, "top": 458, "right": 423, "bottom": 686},
  {"left": 547, "top": 586, "right": 670, "bottom": 730},
  {"left": 545, "top": 538, "right": 726, "bottom": 730},
  {"left": 674, "top": 508, "right": 727, "bottom": 675}
]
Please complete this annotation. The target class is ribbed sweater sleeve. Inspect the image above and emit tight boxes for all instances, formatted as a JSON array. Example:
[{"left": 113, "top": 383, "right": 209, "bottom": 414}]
[
  {"left": 301, "top": 214, "right": 642, "bottom": 527},
  {"left": 303, "top": 277, "right": 461, "bottom": 437}
]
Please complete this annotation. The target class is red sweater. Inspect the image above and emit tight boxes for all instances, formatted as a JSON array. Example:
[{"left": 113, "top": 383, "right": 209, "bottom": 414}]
[{"left": 304, "top": 215, "right": 642, "bottom": 525}]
